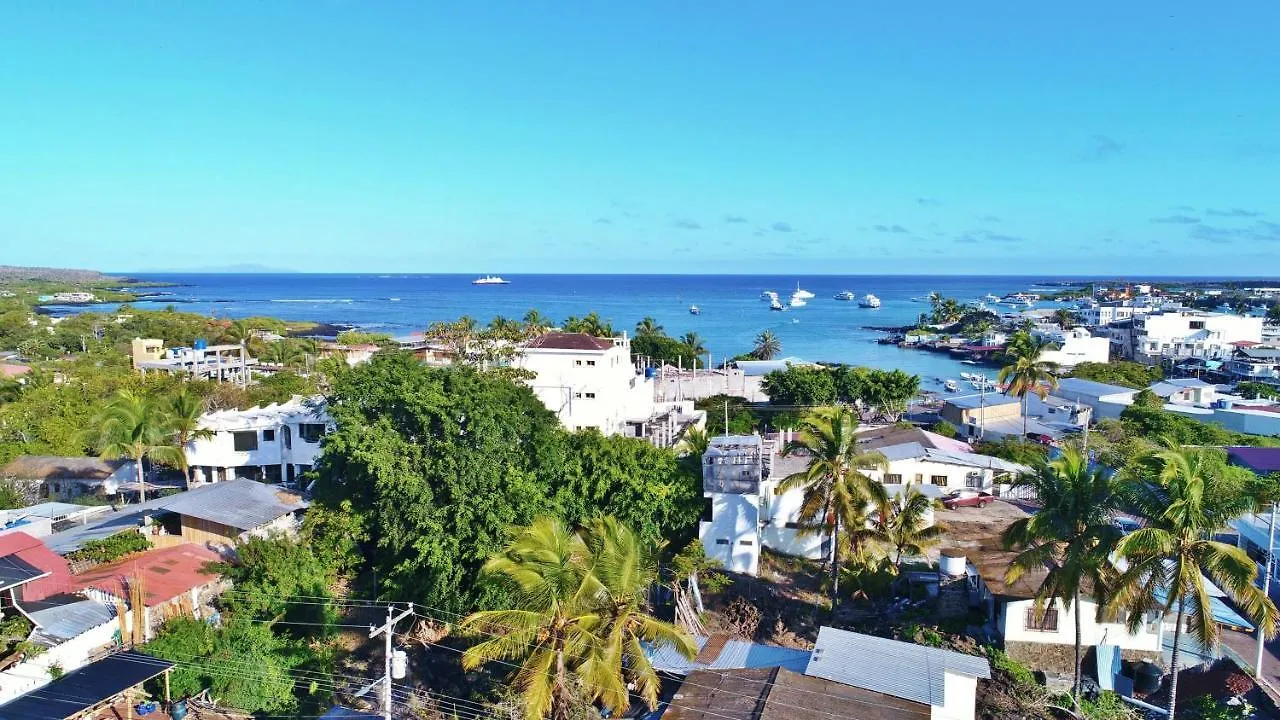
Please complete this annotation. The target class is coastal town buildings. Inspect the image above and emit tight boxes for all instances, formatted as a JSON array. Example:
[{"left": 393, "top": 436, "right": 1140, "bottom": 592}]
[
  {"left": 185, "top": 396, "right": 331, "bottom": 486},
  {"left": 1033, "top": 327, "right": 1111, "bottom": 368},
  {"left": 940, "top": 393, "right": 1091, "bottom": 442},
  {"left": 1113, "top": 309, "right": 1263, "bottom": 365},
  {"left": 514, "top": 332, "right": 705, "bottom": 447},
  {"left": 1224, "top": 345, "right": 1280, "bottom": 386}
]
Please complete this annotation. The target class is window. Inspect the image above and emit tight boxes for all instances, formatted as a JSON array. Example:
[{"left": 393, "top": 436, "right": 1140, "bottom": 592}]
[
  {"left": 1024, "top": 606, "right": 1059, "bottom": 632},
  {"left": 262, "top": 429, "right": 275, "bottom": 442},
  {"left": 739, "top": 540, "right": 754, "bottom": 546},
  {"left": 586, "top": 360, "right": 596, "bottom": 366},
  {"left": 715, "top": 539, "right": 731, "bottom": 546},
  {"left": 232, "top": 431, "right": 258, "bottom": 451},
  {"left": 574, "top": 360, "right": 583, "bottom": 366},
  {"left": 914, "top": 473, "right": 924, "bottom": 483},
  {"left": 298, "top": 423, "right": 326, "bottom": 443},
  {"left": 884, "top": 473, "right": 903, "bottom": 483},
  {"left": 784, "top": 521, "right": 801, "bottom": 530},
  {"left": 931, "top": 475, "right": 948, "bottom": 486},
  {"left": 584, "top": 392, "right": 596, "bottom": 399},
  {"left": 1190, "top": 321, "right": 1205, "bottom": 330},
  {"left": 574, "top": 392, "right": 583, "bottom": 398}
]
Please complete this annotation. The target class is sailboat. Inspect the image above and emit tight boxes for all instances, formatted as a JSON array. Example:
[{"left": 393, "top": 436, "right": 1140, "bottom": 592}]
[{"left": 792, "top": 282, "right": 815, "bottom": 300}]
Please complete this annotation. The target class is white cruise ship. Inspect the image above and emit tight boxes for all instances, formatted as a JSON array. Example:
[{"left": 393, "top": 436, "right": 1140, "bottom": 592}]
[
  {"left": 472, "top": 275, "right": 510, "bottom": 285},
  {"left": 792, "top": 283, "right": 815, "bottom": 300},
  {"left": 858, "top": 294, "right": 881, "bottom": 308}
]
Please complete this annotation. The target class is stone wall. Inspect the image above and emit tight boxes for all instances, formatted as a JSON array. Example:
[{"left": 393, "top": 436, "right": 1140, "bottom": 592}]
[{"left": 1005, "top": 640, "right": 1163, "bottom": 676}]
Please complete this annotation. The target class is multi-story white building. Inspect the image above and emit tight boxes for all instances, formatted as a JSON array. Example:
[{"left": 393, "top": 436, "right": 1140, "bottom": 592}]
[
  {"left": 185, "top": 396, "right": 331, "bottom": 486},
  {"left": 1034, "top": 327, "right": 1111, "bottom": 368},
  {"left": 515, "top": 332, "right": 704, "bottom": 446},
  {"left": 1076, "top": 301, "right": 1152, "bottom": 328},
  {"left": 1125, "top": 309, "right": 1263, "bottom": 364}
]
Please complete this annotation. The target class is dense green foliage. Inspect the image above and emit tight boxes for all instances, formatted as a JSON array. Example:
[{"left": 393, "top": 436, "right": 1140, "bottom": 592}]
[
  {"left": 1067, "top": 361, "right": 1163, "bottom": 389},
  {"left": 1237, "top": 381, "right": 1280, "bottom": 400},
  {"left": 146, "top": 617, "right": 304, "bottom": 714},
  {"left": 971, "top": 436, "right": 1052, "bottom": 465},
  {"left": 213, "top": 535, "right": 339, "bottom": 634},
  {"left": 66, "top": 530, "right": 150, "bottom": 564},
  {"left": 555, "top": 431, "right": 702, "bottom": 546},
  {"left": 929, "top": 420, "right": 958, "bottom": 438},
  {"left": 695, "top": 394, "right": 759, "bottom": 435},
  {"left": 312, "top": 354, "right": 702, "bottom": 614},
  {"left": 631, "top": 330, "right": 708, "bottom": 368},
  {"left": 760, "top": 365, "right": 920, "bottom": 420}
]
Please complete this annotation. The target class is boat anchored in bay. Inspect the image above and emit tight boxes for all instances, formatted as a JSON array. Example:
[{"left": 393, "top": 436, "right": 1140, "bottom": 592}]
[{"left": 472, "top": 275, "right": 510, "bottom": 285}]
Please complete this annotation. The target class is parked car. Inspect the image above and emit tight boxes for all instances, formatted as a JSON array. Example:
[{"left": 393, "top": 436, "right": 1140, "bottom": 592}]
[{"left": 942, "top": 489, "right": 994, "bottom": 509}]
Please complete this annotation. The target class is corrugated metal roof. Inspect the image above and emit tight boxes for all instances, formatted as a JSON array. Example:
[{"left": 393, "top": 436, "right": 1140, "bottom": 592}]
[
  {"left": 805, "top": 627, "right": 990, "bottom": 708},
  {"left": 0, "top": 650, "right": 174, "bottom": 720},
  {"left": 24, "top": 596, "right": 115, "bottom": 643},
  {"left": 1054, "top": 377, "right": 1139, "bottom": 399},
  {"left": 321, "top": 707, "right": 381, "bottom": 720},
  {"left": 162, "top": 478, "right": 306, "bottom": 530},
  {"left": 648, "top": 635, "right": 810, "bottom": 676}
]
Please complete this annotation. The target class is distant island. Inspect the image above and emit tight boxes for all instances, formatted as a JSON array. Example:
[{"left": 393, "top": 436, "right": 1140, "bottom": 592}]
[
  {"left": 133, "top": 263, "right": 298, "bottom": 274},
  {"left": 0, "top": 265, "right": 114, "bottom": 282}
]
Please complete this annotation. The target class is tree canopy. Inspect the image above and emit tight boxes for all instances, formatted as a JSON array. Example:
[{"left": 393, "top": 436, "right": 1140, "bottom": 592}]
[{"left": 1067, "top": 361, "right": 1163, "bottom": 389}]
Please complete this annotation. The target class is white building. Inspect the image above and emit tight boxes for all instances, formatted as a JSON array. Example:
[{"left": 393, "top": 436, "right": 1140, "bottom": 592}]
[
  {"left": 185, "top": 396, "right": 331, "bottom": 486},
  {"left": 1034, "top": 327, "right": 1112, "bottom": 368},
  {"left": 1128, "top": 309, "right": 1263, "bottom": 364},
  {"left": 961, "top": 544, "right": 1164, "bottom": 675},
  {"left": 1052, "top": 377, "right": 1141, "bottom": 421},
  {"left": 699, "top": 430, "right": 1023, "bottom": 576},
  {"left": 515, "top": 332, "right": 704, "bottom": 447},
  {"left": 1076, "top": 301, "right": 1152, "bottom": 328}
]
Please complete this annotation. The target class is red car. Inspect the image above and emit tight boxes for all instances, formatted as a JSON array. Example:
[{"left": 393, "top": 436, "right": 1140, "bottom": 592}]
[{"left": 943, "top": 489, "right": 995, "bottom": 509}]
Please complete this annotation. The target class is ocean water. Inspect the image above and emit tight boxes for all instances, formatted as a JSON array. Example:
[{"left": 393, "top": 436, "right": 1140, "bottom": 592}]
[{"left": 58, "top": 273, "right": 1085, "bottom": 388}]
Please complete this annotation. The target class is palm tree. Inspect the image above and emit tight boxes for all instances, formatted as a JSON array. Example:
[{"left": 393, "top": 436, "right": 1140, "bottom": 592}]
[
  {"left": 677, "top": 426, "right": 710, "bottom": 457},
  {"left": 218, "top": 319, "right": 258, "bottom": 346},
  {"left": 998, "top": 331, "right": 1060, "bottom": 437},
  {"left": 260, "top": 339, "right": 304, "bottom": 368},
  {"left": 635, "top": 317, "right": 664, "bottom": 337},
  {"left": 460, "top": 517, "right": 695, "bottom": 720},
  {"left": 1111, "top": 441, "right": 1279, "bottom": 719},
  {"left": 1052, "top": 308, "right": 1078, "bottom": 330},
  {"left": 89, "top": 390, "right": 185, "bottom": 503},
  {"left": 579, "top": 517, "right": 698, "bottom": 712},
  {"left": 166, "top": 388, "right": 213, "bottom": 480},
  {"left": 523, "top": 309, "right": 553, "bottom": 332},
  {"left": 872, "top": 486, "right": 944, "bottom": 572},
  {"left": 1002, "top": 447, "right": 1122, "bottom": 701},
  {"left": 751, "top": 330, "right": 781, "bottom": 360},
  {"left": 563, "top": 312, "right": 614, "bottom": 338},
  {"left": 680, "top": 332, "right": 707, "bottom": 357},
  {"left": 778, "top": 408, "right": 889, "bottom": 599}
]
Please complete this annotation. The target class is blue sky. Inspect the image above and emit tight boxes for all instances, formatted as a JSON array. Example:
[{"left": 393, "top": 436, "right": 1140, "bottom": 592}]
[{"left": 2, "top": 2, "right": 1278, "bottom": 275}]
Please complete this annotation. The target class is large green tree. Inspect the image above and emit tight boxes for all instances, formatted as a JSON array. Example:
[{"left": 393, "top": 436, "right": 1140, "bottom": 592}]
[
  {"left": 313, "top": 354, "right": 568, "bottom": 613},
  {"left": 88, "top": 390, "right": 185, "bottom": 502},
  {"left": 556, "top": 431, "right": 702, "bottom": 546},
  {"left": 1112, "top": 442, "right": 1279, "bottom": 719},
  {"left": 1002, "top": 447, "right": 1122, "bottom": 701}
]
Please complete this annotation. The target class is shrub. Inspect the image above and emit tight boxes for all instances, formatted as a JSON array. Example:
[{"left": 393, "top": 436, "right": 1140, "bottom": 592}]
[
  {"left": 929, "top": 420, "right": 958, "bottom": 438},
  {"left": 67, "top": 530, "right": 150, "bottom": 564},
  {"left": 986, "top": 647, "right": 1036, "bottom": 688}
]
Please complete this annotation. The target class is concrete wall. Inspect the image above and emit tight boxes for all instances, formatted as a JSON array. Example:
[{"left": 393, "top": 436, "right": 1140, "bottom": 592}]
[
  {"left": 758, "top": 481, "right": 825, "bottom": 560},
  {"left": 699, "top": 493, "right": 760, "bottom": 575},
  {"left": 933, "top": 671, "right": 979, "bottom": 720},
  {"left": 0, "top": 614, "right": 125, "bottom": 704}
]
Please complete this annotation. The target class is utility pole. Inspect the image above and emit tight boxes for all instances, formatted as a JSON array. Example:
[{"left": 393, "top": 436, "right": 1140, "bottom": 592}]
[
  {"left": 724, "top": 400, "right": 729, "bottom": 436},
  {"left": 977, "top": 374, "right": 987, "bottom": 440},
  {"left": 1259, "top": 504, "right": 1277, "bottom": 678},
  {"left": 370, "top": 603, "right": 414, "bottom": 720}
]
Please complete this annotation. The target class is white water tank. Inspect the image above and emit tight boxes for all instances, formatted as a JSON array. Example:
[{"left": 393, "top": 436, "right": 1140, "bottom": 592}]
[{"left": 940, "top": 550, "right": 967, "bottom": 577}]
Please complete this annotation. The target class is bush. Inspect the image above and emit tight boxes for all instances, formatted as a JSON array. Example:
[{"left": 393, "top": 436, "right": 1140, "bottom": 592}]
[
  {"left": 67, "top": 531, "right": 150, "bottom": 564},
  {"left": 986, "top": 647, "right": 1037, "bottom": 688},
  {"left": 929, "top": 420, "right": 958, "bottom": 438},
  {"left": 1075, "top": 690, "right": 1138, "bottom": 720}
]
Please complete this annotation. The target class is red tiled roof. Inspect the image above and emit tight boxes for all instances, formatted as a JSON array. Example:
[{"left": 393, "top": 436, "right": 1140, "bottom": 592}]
[
  {"left": 525, "top": 332, "right": 614, "bottom": 351},
  {"left": 0, "top": 531, "right": 73, "bottom": 602},
  {"left": 70, "top": 544, "right": 221, "bottom": 607},
  {"left": 1232, "top": 340, "right": 1262, "bottom": 347}
]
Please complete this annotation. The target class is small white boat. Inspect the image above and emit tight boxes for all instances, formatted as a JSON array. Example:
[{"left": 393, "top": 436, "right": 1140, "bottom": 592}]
[
  {"left": 789, "top": 296, "right": 808, "bottom": 308},
  {"left": 833, "top": 290, "right": 856, "bottom": 301},
  {"left": 910, "top": 296, "right": 932, "bottom": 303},
  {"left": 761, "top": 290, "right": 778, "bottom": 301},
  {"left": 858, "top": 294, "right": 881, "bottom": 308},
  {"left": 472, "top": 275, "right": 510, "bottom": 285},
  {"left": 792, "top": 283, "right": 815, "bottom": 300},
  {"left": 983, "top": 293, "right": 1001, "bottom": 303},
  {"left": 960, "top": 359, "right": 979, "bottom": 365},
  {"left": 944, "top": 379, "right": 959, "bottom": 392},
  {"left": 689, "top": 305, "right": 701, "bottom": 315},
  {"left": 769, "top": 298, "right": 785, "bottom": 311},
  {"left": 960, "top": 372, "right": 977, "bottom": 381}
]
